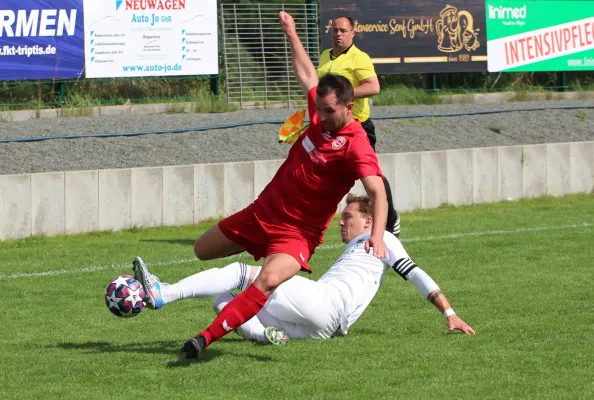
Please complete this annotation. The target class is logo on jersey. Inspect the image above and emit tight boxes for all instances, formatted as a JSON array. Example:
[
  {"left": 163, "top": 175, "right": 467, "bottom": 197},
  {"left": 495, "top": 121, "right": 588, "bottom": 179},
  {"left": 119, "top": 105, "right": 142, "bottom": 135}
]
[
  {"left": 332, "top": 136, "right": 346, "bottom": 150},
  {"left": 322, "top": 131, "right": 332, "bottom": 141},
  {"left": 302, "top": 136, "right": 327, "bottom": 164},
  {"left": 300, "top": 252, "right": 305, "bottom": 261}
]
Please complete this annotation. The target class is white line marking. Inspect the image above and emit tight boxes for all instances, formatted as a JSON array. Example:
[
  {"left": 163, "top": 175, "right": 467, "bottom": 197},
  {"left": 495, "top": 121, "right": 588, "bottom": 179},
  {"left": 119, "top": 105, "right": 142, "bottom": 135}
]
[
  {"left": 400, "top": 222, "right": 593, "bottom": 242},
  {"left": 1, "top": 222, "right": 591, "bottom": 280}
]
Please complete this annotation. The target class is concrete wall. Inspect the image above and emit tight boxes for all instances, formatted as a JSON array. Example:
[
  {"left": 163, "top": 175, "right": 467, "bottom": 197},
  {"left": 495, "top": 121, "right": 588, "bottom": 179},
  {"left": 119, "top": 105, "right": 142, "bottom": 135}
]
[{"left": 1, "top": 141, "right": 592, "bottom": 241}]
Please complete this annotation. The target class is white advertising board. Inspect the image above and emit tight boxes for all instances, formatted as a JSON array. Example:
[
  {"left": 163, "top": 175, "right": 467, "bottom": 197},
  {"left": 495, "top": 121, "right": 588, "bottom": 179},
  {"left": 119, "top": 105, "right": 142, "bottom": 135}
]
[{"left": 83, "top": 0, "right": 218, "bottom": 78}]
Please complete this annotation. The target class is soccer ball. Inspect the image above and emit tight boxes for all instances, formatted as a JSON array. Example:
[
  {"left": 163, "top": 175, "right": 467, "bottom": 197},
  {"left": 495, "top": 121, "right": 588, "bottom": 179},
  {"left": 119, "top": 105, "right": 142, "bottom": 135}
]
[{"left": 105, "top": 275, "right": 145, "bottom": 318}]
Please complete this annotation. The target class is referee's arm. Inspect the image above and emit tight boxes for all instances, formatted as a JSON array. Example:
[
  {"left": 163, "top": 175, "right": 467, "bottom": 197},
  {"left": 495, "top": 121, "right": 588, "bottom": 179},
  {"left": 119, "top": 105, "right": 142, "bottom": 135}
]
[
  {"left": 354, "top": 76, "right": 380, "bottom": 99},
  {"left": 353, "top": 52, "right": 380, "bottom": 99}
]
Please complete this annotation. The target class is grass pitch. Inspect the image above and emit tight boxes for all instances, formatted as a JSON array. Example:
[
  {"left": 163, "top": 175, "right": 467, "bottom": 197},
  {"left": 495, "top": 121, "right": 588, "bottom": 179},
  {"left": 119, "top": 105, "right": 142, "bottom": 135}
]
[{"left": 1, "top": 194, "right": 593, "bottom": 399}]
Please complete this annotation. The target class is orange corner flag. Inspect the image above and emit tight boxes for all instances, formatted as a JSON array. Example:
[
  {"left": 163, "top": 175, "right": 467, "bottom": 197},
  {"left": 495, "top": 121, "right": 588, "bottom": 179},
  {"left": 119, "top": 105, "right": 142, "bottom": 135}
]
[{"left": 278, "top": 109, "right": 309, "bottom": 144}]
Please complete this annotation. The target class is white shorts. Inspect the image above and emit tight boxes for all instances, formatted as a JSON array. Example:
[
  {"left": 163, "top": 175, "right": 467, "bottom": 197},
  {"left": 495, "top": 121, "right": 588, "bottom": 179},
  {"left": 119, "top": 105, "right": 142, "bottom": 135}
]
[{"left": 259, "top": 274, "right": 346, "bottom": 339}]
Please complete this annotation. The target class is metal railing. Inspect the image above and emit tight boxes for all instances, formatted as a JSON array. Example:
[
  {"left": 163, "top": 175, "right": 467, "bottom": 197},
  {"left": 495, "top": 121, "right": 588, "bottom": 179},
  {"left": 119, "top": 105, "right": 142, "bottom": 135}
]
[{"left": 220, "top": 3, "right": 319, "bottom": 109}]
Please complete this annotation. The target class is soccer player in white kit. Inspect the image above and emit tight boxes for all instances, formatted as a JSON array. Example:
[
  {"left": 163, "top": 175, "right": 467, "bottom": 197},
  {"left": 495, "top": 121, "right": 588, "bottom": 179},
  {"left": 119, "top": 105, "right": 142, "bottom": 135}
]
[{"left": 133, "top": 193, "right": 475, "bottom": 344}]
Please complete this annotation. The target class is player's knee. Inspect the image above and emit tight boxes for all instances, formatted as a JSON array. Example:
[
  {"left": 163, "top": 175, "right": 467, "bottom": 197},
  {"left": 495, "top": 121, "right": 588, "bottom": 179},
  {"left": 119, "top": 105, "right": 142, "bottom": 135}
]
[
  {"left": 193, "top": 241, "right": 210, "bottom": 260},
  {"left": 253, "top": 272, "right": 283, "bottom": 294}
]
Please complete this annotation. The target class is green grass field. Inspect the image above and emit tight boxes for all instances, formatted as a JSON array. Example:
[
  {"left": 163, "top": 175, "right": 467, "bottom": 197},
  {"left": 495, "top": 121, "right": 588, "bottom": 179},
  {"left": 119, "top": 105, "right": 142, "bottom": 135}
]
[{"left": 1, "top": 194, "right": 593, "bottom": 399}]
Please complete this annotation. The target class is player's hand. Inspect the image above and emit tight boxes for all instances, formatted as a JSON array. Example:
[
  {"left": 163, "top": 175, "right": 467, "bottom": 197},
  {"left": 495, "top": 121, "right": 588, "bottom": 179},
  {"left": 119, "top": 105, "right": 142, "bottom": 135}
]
[
  {"left": 365, "top": 234, "right": 387, "bottom": 259},
  {"left": 278, "top": 11, "right": 296, "bottom": 36},
  {"left": 447, "top": 315, "right": 476, "bottom": 335}
]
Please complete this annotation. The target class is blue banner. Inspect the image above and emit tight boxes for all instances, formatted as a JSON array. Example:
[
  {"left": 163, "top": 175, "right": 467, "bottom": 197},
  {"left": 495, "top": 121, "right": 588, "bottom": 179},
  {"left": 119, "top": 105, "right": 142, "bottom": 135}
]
[{"left": 0, "top": 0, "right": 84, "bottom": 80}]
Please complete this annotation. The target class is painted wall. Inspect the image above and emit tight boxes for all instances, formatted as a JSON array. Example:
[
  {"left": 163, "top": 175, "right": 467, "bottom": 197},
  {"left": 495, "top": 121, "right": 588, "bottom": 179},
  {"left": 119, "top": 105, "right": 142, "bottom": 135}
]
[{"left": 1, "top": 142, "right": 592, "bottom": 241}]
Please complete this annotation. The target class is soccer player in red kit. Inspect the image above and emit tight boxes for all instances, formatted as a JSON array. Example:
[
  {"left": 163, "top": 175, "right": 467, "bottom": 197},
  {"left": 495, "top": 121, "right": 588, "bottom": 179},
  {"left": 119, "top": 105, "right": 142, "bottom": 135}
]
[{"left": 132, "top": 11, "right": 389, "bottom": 360}]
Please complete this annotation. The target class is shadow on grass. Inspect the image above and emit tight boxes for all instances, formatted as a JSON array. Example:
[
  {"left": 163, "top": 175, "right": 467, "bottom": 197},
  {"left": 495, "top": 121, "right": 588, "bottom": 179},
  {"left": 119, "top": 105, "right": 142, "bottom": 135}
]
[
  {"left": 140, "top": 239, "right": 196, "bottom": 246},
  {"left": 53, "top": 338, "right": 274, "bottom": 365},
  {"left": 54, "top": 339, "right": 181, "bottom": 355},
  {"left": 167, "top": 350, "right": 274, "bottom": 368}
]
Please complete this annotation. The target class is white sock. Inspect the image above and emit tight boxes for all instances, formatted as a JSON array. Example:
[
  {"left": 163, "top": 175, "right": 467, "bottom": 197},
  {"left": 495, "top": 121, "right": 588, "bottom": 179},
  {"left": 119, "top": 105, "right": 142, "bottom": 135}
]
[
  {"left": 161, "top": 262, "right": 250, "bottom": 304},
  {"left": 213, "top": 292, "right": 268, "bottom": 343}
]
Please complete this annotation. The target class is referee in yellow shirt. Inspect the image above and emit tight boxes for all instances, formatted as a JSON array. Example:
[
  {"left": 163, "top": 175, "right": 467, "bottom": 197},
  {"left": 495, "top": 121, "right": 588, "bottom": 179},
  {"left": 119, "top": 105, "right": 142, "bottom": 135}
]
[{"left": 317, "top": 16, "right": 400, "bottom": 237}]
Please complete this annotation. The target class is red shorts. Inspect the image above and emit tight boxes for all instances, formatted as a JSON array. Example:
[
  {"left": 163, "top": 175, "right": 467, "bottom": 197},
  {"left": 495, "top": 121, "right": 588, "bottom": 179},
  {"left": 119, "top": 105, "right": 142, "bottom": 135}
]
[{"left": 217, "top": 203, "right": 322, "bottom": 273}]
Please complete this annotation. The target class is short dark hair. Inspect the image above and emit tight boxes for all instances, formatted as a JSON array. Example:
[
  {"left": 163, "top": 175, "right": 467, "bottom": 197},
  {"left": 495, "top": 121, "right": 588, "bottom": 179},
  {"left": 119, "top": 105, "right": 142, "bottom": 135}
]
[
  {"left": 334, "top": 16, "right": 354, "bottom": 30},
  {"left": 317, "top": 73, "right": 354, "bottom": 105},
  {"left": 345, "top": 193, "right": 372, "bottom": 217}
]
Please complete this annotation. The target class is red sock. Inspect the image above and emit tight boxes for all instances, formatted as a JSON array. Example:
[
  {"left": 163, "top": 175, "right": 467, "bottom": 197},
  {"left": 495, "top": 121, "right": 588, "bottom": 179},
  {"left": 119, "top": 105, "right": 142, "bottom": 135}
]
[{"left": 199, "top": 284, "right": 268, "bottom": 347}]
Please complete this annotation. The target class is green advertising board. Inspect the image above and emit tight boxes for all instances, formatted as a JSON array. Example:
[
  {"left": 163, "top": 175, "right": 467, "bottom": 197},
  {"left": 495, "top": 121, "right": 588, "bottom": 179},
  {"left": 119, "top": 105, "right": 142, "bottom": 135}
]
[{"left": 486, "top": 0, "right": 594, "bottom": 71}]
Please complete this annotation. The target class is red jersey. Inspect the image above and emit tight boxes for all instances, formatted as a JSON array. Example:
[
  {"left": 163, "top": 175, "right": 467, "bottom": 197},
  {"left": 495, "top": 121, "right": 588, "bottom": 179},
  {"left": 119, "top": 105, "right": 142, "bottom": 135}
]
[{"left": 254, "top": 86, "right": 383, "bottom": 233}]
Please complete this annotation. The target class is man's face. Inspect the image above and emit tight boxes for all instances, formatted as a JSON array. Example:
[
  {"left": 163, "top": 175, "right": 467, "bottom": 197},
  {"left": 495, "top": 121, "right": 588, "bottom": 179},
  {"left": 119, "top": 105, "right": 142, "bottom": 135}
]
[
  {"left": 339, "top": 202, "right": 371, "bottom": 243},
  {"left": 331, "top": 18, "right": 354, "bottom": 51},
  {"left": 315, "top": 91, "right": 353, "bottom": 132}
]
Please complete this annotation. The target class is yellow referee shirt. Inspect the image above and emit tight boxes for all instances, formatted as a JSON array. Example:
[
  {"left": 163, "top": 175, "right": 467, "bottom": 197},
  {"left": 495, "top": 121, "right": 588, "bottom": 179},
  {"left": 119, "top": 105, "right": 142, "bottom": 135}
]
[{"left": 317, "top": 45, "right": 376, "bottom": 123}]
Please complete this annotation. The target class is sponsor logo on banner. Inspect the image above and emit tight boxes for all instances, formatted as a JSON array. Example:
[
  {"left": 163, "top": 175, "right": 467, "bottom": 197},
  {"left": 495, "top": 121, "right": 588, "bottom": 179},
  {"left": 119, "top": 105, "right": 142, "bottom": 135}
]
[
  {"left": 488, "top": 4, "right": 527, "bottom": 26},
  {"left": 116, "top": 0, "right": 186, "bottom": 11},
  {"left": 0, "top": 1, "right": 85, "bottom": 80},
  {"left": 319, "top": 1, "right": 488, "bottom": 74},
  {"left": 486, "top": 0, "right": 594, "bottom": 72},
  {"left": 436, "top": 5, "right": 481, "bottom": 52},
  {"left": 84, "top": 0, "right": 218, "bottom": 78},
  {"left": 0, "top": 9, "right": 78, "bottom": 37}
]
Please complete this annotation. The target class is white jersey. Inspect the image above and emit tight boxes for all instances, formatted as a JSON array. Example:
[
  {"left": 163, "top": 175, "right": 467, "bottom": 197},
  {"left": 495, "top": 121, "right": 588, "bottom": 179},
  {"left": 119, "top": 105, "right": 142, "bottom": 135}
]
[{"left": 318, "top": 231, "right": 417, "bottom": 335}]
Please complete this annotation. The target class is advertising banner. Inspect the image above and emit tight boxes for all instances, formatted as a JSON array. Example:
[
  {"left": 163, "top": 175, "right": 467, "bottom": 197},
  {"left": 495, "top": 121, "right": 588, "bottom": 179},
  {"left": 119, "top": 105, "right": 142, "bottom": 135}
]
[
  {"left": 83, "top": 0, "right": 218, "bottom": 78},
  {"left": 0, "top": 0, "right": 85, "bottom": 81},
  {"left": 319, "top": 0, "right": 488, "bottom": 74},
  {"left": 486, "top": 0, "right": 594, "bottom": 71}
]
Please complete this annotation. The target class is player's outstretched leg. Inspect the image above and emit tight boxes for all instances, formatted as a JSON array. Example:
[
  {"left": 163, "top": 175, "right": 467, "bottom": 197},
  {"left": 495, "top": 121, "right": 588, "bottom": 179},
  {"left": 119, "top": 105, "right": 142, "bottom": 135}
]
[
  {"left": 132, "top": 257, "right": 166, "bottom": 309},
  {"left": 183, "top": 253, "right": 299, "bottom": 358},
  {"left": 264, "top": 327, "right": 289, "bottom": 345}
]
